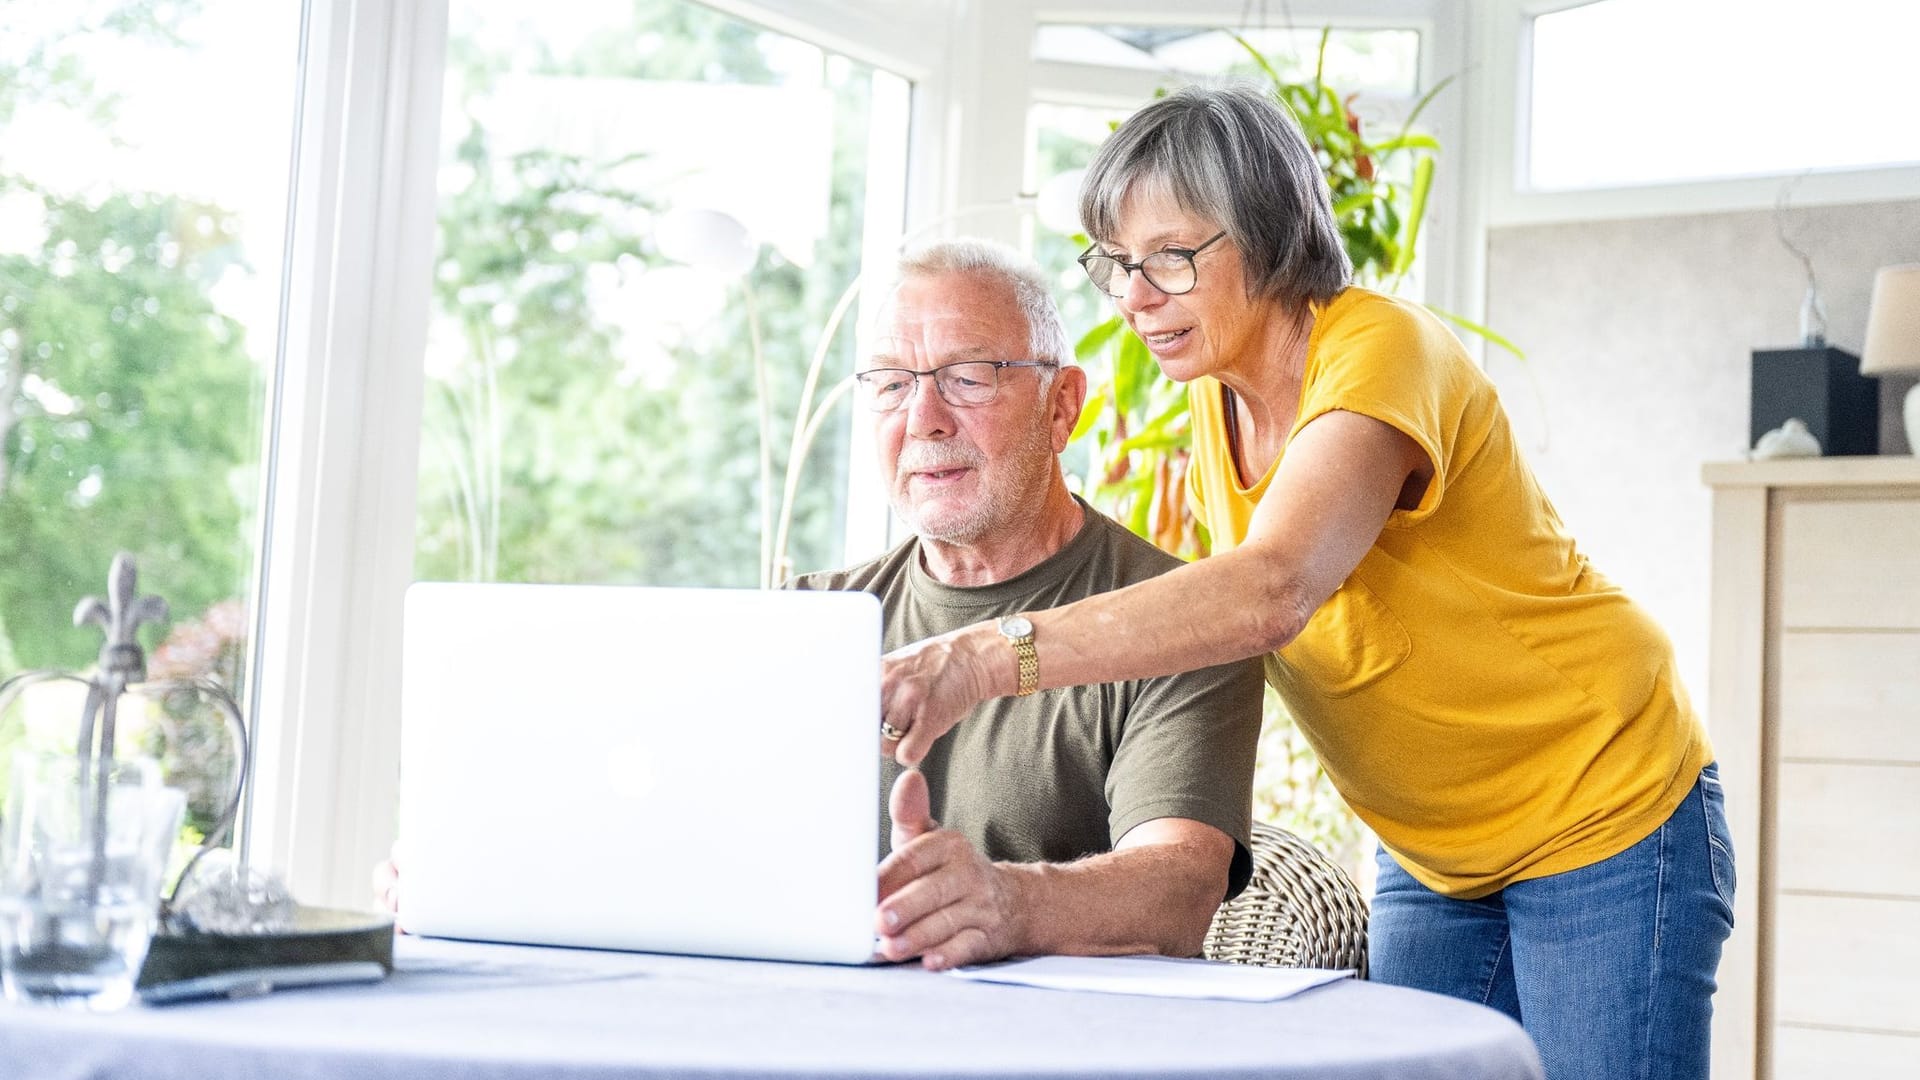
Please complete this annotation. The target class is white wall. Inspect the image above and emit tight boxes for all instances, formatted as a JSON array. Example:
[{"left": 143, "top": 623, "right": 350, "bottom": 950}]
[{"left": 1482, "top": 199, "right": 1920, "bottom": 714}]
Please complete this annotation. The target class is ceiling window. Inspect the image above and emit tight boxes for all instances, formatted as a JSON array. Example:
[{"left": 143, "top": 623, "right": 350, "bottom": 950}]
[{"left": 1035, "top": 24, "right": 1421, "bottom": 97}]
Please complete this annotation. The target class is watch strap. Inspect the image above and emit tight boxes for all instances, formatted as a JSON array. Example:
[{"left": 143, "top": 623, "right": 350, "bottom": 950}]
[{"left": 1002, "top": 619, "right": 1038, "bottom": 697}]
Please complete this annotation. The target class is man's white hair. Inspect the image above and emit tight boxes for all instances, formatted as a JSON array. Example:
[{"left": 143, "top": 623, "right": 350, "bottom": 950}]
[{"left": 892, "top": 237, "right": 1073, "bottom": 374}]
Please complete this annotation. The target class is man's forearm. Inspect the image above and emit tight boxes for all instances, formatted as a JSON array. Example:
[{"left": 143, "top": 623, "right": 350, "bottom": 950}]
[{"left": 999, "top": 839, "right": 1229, "bottom": 959}]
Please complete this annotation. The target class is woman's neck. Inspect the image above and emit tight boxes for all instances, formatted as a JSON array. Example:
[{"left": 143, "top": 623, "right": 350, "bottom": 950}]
[{"left": 1218, "top": 303, "right": 1315, "bottom": 483}]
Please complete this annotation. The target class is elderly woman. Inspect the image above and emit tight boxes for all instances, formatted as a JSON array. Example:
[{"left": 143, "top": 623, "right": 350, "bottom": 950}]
[{"left": 879, "top": 84, "right": 1731, "bottom": 1080}]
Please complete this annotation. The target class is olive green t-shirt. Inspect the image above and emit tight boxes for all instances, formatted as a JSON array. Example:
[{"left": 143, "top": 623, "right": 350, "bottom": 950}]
[{"left": 791, "top": 502, "right": 1264, "bottom": 900}]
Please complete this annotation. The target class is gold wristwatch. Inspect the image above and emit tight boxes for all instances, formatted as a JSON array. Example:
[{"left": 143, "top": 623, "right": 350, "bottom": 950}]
[{"left": 998, "top": 615, "right": 1038, "bottom": 697}]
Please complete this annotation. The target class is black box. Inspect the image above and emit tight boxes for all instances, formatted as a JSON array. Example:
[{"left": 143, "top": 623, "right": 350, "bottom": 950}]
[{"left": 1749, "top": 346, "right": 1879, "bottom": 456}]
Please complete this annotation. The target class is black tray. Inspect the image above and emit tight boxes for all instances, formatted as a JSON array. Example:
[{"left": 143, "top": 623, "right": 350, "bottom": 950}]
[{"left": 139, "top": 906, "right": 395, "bottom": 990}]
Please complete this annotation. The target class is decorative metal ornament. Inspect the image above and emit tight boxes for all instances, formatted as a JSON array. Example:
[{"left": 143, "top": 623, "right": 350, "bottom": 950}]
[
  {"left": 0, "top": 553, "right": 252, "bottom": 920},
  {"left": 1, "top": 553, "right": 393, "bottom": 1000}
]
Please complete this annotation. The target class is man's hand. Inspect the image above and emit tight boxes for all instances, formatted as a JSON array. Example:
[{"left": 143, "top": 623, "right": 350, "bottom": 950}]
[{"left": 874, "top": 769, "right": 1027, "bottom": 971}]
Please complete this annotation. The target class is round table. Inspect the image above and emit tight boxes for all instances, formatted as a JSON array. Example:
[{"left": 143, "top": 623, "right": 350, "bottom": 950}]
[{"left": 0, "top": 936, "right": 1543, "bottom": 1079}]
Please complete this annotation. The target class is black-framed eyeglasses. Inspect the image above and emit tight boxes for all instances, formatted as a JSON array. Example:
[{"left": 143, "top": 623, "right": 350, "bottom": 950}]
[
  {"left": 851, "top": 360, "right": 1058, "bottom": 413},
  {"left": 1077, "top": 231, "right": 1228, "bottom": 297}
]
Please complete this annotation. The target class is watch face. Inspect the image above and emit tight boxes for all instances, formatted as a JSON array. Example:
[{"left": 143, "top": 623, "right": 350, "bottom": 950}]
[{"left": 1000, "top": 615, "right": 1033, "bottom": 638}]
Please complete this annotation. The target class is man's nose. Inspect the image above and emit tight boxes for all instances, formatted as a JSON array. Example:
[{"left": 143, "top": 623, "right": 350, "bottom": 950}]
[{"left": 901, "top": 372, "right": 955, "bottom": 436}]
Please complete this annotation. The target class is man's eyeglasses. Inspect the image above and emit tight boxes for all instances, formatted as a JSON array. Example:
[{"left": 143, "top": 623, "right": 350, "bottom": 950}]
[
  {"left": 1077, "top": 231, "right": 1228, "bottom": 298},
  {"left": 852, "top": 360, "right": 1058, "bottom": 413}
]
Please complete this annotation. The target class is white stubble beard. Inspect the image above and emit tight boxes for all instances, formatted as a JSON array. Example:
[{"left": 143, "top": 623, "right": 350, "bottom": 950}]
[{"left": 889, "top": 404, "right": 1058, "bottom": 545}]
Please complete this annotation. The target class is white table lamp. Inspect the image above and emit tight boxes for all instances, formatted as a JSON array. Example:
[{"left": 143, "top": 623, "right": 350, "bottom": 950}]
[{"left": 1861, "top": 263, "right": 1920, "bottom": 455}]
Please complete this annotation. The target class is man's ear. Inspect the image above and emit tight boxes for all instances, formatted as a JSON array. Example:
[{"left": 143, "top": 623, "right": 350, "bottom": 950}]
[{"left": 1049, "top": 364, "right": 1089, "bottom": 453}]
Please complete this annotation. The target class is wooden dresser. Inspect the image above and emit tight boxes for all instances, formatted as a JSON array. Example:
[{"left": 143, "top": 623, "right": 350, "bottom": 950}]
[{"left": 1705, "top": 458, "right": 1920, "bottom": 1079}]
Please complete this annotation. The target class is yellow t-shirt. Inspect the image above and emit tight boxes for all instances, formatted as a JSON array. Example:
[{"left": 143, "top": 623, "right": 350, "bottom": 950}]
[{"left": 1188, "top": 287, "right": 1711, "bottom": 899}]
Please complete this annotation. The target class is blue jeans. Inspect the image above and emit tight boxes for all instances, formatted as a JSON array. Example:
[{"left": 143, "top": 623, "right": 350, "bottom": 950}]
[{"left": 1369, "top": 764, "right": 1735, "bottom": 1080}]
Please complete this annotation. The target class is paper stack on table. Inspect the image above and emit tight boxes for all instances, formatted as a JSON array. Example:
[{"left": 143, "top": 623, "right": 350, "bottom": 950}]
[{"left": 946, "top": 955, "right": 1352, "bottom": 1002}]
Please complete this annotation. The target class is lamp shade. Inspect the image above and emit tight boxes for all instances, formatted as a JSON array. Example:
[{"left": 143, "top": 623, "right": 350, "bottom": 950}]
[
  {"left": 1860, "top": 263, "right": 1920, "bottom": 375},
  {"left": 654, "top": 206, "right": 758, "bottom": 278}
]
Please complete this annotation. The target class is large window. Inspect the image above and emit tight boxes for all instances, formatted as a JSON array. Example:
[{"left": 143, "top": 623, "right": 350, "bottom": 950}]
[
  {"left": 0, "top": 0, "right": 300, "bottom": 838},
  {"left": 416, "top": 0, "right": 909, "bottom": 590},
  {"left": 1527, "top": 0, "right": 1920, "bottom": 190}
]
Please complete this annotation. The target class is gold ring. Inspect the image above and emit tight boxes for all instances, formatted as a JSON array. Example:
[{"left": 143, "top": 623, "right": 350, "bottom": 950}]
[{"left": 880, "top": 721, "right": 908, "bottom": 741}]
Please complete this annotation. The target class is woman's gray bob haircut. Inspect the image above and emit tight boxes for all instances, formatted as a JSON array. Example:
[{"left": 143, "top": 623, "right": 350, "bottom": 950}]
[
  {"left": 895, "top": 237, "right": 1071, "bottom": 375},
  {"left": 1079, "top": 82, "right": 1351, "bottom": 310}
]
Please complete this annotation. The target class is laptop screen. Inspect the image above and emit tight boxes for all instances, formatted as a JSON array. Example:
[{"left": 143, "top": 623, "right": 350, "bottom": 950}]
[{"left": 398, "top": 582, "right": 882, "bottom": 964}]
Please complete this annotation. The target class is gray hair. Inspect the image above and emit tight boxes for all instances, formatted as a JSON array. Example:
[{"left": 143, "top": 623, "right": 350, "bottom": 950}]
[
  {"left": 894, "top": 237, "right": 1072, "bottom": 375},
  {"left": 1078, "top": 82, "right": 1351, "bottom": 310}
]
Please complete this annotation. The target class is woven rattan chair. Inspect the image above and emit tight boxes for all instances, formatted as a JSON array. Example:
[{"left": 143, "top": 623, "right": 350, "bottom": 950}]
[{"left": 1203, "top": 821, "right": 1369, "bottom": 976}]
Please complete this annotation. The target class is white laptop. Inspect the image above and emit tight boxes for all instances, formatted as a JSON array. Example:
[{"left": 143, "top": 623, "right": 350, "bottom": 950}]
[{"left": 398, "top": 581, "right": 883, "bottom": 964}]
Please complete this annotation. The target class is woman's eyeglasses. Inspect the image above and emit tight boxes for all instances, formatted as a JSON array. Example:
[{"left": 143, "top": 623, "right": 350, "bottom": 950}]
[{"left": 1077, "top": 231, "right": 1228, "bottom": 297}]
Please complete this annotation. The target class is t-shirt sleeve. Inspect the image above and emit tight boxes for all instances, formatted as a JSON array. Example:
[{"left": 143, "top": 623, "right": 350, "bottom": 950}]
[
  {"left": 1294, "top": 297, "right": 1482, "bottom": 524},
  {"left": 1105, "top": 654, "right": 1266, "bottom": 901}
]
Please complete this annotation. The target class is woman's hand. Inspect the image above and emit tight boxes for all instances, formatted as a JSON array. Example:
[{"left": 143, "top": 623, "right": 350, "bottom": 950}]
[
  {"left": 371, "top": 840, "right": 409, "bottom": 933},
  {"left": 880, "top": 623, "right": 1002, "bottom": 766}
]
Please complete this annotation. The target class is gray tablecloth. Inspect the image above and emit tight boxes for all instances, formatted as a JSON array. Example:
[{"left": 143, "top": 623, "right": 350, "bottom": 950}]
[{"left": 0, "top": 936, "right": 1543, "bottom": 1079}]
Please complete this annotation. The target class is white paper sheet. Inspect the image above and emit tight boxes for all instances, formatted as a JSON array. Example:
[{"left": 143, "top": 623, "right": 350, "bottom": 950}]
[{"left": 945, "top": 955, "right": 1353, "bottom": 1002}]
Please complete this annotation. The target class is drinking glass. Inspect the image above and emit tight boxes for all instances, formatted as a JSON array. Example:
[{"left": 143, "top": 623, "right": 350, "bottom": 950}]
[{"left": 0, "top": 751, "right": 186, "bottom": 1010}]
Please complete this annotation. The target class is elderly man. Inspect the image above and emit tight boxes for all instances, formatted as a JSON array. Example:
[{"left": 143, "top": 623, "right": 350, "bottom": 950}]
[
  {"left": 789, "top": 238, "right": 1262, "bottom": 971},
  {"left": 377, "top": 240, "right": 1262, "bottom": 970}
]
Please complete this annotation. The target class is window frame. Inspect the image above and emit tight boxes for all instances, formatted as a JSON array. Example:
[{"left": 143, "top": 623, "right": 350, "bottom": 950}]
[{"left": 244, "top": 0, "right": 447, "bottom": 907}]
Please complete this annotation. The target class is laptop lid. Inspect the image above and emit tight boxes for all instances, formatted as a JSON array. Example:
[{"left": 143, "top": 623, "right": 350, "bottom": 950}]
[{"left": 398, "top": 582, "right": 882, "bottom": 964}]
